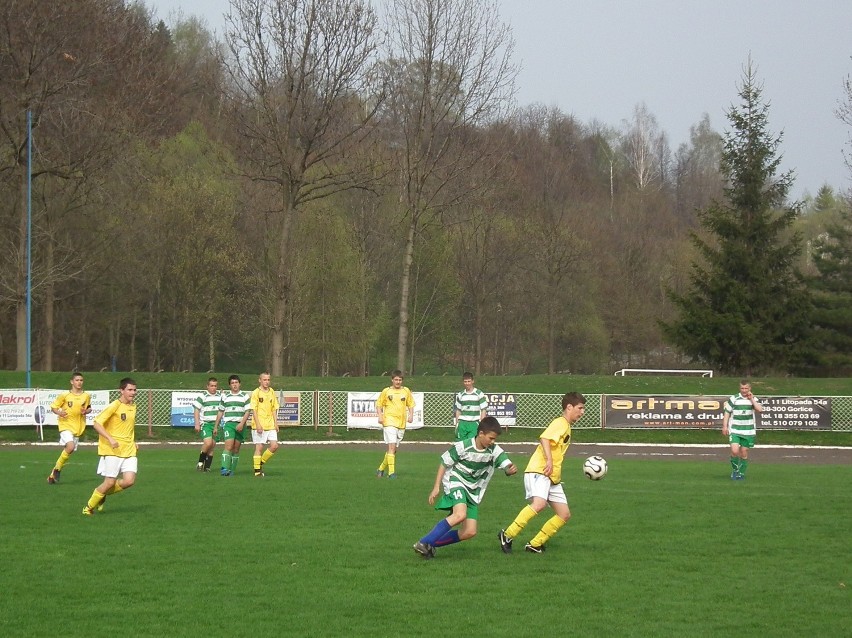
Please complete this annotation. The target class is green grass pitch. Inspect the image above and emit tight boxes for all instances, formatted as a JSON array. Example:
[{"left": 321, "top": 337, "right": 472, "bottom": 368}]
[{"left": 2, "top": 446, "right": 849, "bottom": 637}]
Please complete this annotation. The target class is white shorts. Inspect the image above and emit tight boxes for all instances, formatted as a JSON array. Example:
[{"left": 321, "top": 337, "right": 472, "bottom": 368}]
[
  {"left": 524, "top": 472, "right": 568, "bottom": 504},
  {"left": 252, "top": 429, "right": 279, "bottom": 445},
  {"left": 97, "top": 456, "right": 138, "bottom": 478},
  {"left": 382, "top": 426, "right": 405, "bottom": 445},
  {"left": 59, "top": 430, "right": 79, "bottom": 450}
]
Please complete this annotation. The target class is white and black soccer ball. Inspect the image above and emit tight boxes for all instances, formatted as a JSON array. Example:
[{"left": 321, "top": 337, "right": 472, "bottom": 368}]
[{"left": 583, "top": 455, "right": 607, "bottom": 480}]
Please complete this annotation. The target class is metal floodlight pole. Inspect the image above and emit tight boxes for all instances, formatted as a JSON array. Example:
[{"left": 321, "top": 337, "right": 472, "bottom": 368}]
[{"left": 26, "top": 109, "right": 33, "bottom": 389}]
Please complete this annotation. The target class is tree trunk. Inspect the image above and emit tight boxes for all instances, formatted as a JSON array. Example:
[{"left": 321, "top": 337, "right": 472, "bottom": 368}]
[
  {"left": 396, "top": 218, "right": 416, "bottom": 372},
  {"left": 16, "top": 167, "right": 27, "bottom": 371},
  {"left": 43, "top": 239, "right": 55, "bottom": 371}
]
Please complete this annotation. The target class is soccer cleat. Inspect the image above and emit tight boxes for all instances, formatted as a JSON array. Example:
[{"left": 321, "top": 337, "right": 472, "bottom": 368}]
[
  {"left": 733, "top": 472, "right": 745, "bottom": 480},
  {"left": 220, "top": 468, "right": 231, "bottom": 476},
  {"left": 730, "top": 471, "right": 739, "bottom": 480},
  {"left": 413, "top": 541, "right": 435, "bottom": 559},
  {"left": 498, "top": 529, "right": 513, "bottom": 554},
  {"left": 388, "top": 473, "right": 397, "bottom": 480},
  {"left": 47, "top": 468, "right": 60, "bottom": 484},
  {"left": 82, "top": 506, "right": 94, "bottom": 516},
  {"left": 524, "top": 543, "right": 545, "bottom": 554},
  {"left": 254, "top": 470, "right": 264, "bottom": 477},
  {"left": 376, "top": 470, "right": 385, "bottom": 478}
]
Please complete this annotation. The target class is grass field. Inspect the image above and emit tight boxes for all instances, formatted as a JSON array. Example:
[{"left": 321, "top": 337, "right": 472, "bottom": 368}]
[{"left": 3, "top": 446, "right": 849, "bottom": 637}]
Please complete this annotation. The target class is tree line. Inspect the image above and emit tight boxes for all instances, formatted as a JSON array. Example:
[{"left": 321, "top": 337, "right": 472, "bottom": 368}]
[{"left": 1, "top": 0, "right": 849, "bottom": 378}]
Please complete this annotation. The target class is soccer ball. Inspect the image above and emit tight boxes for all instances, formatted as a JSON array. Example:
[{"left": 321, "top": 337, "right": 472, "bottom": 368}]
[{"left": 583, "top": 455, "right": 607, "bottom": 480}]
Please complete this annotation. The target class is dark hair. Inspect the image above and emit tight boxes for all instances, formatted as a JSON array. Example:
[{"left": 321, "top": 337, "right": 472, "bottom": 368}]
[
  {"left": 208, "top": 377, "right": 218, "bottom": 384},
  {"left": 70, "top": 372, "right": 83, "bottom": 380},
  {"left": 562, "top": 392, "right": 585, "bottom": 410},
  {"left": 228, "top": 375, "right": 241, "bottom": 383},
  {"left": 477, "top": 416, "right": 502, "bottom": 435},
  {"left": 462, "top": 371, "right": 474, "bottom": 380},
  {"left": 119, "top": 377, "right": 136, "bottom": 389},
  {"left": 391, "top": 369, "right": 404, "bottom": 379}
]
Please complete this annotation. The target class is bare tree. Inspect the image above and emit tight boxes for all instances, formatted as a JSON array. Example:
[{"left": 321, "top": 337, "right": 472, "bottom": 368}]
[
  {"left": 221, "top": 0, "right": 384, "bottom": 376},
  {"left": 382, "top": 0, "right": 516, "bottom": 372},
  {"left": 622, "top": 102, "right": 668, "bottom": 191}
]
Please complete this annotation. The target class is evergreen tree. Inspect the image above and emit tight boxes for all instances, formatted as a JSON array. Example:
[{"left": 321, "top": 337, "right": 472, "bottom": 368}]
[
  {"left": 662, "top": 62, "right": 811, "bottom": 374},
  {"left": 806, "top": 207, "right": 852, "bottom": 373}
]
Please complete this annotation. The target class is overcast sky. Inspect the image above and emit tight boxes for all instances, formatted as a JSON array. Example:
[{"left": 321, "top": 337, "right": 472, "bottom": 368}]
[{"left": 148, "top": 0, "right": 852, "bottom": 200}]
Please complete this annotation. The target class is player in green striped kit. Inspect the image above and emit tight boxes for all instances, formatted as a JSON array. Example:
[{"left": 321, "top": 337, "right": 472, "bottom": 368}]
[
  {"left": 413, "top": 416, "right": 517, "bottom": 559},
  {"left": 454, "top": 371, "right": 488, "bottom": 441},
  {"left": 193, "top": 378, "right": 222, "bottom": 472},
  {"left": 722, "top": 380, "right": 764, "bottom": 480},
  {"left": 215, "top": 375, "right": 251, "bottom": 476}
]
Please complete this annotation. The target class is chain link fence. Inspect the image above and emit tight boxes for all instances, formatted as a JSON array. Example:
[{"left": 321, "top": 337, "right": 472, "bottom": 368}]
[{"left": 121, "top": 390, "right": 851, "bottom": 432}]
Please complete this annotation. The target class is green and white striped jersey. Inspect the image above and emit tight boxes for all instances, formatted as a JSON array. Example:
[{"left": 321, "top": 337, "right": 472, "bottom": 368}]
[
  {"left": 724, "top": 393, "right": 759, "bottom": 436},
  {"left": 192, "top": 391, "right": 221, "bottom": 425},
  {"left": 218, "top": 391, "right": 250, "bottom": 424},
  {"left": 455, "top": 388, "right": 488, "bottom": 425},
  {"left": 440, "top": 438, "right": 512, "bottom": 505}
]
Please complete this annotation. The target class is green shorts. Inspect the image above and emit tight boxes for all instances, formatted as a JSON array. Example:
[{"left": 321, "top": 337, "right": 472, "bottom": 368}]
[
  {"left": 199, "top": 423, "right": 223, "bottom": 443},
  {"left": 221, "top": 423, "right": 246, "bottom": 444},
  {"left": 729, "top": 433, "right": 755, "bottom": 448},
  {"left": 455, "top": 421, "right": 479, "bottom": 442},
  {"left": 435, "top": 489, "right": 479, "bottom": 520}
]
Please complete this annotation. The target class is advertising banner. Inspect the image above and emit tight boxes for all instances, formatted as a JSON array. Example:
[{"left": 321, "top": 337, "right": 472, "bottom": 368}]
[
  {"left": 0, "top": 389, "right": 111, "bottom": 427},
  {"left": 604, "top": 394, "right": 833, "bottom": 430},
  {"left": 604, "top": 394, "right": 726, "bottom": 428},
  {"left": 486, "top": 393, "right": 517, "bottom": 427},
  {"left": 346, "top": 391, "right": 424, "bottom": 429},
  {"left": 758, "top": 396, "right": 831, "bottom": 430},
  {"left": 277, "top": 392, "right": 301, "bottom": 426},
  {"left": 39, "top": 390, "right": 111, "bottom": 426},
  {"left": 170, "top": 391, "right": 201, "bottom": 427}
]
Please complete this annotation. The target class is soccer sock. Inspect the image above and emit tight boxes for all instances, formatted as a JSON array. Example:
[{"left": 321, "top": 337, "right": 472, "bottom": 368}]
[
  {"left": 387, "top": 453, "right": 396, "bottom": 475},
  {"left": 261, "top": 449, "right": 275, "bottom": 465},
  {"left": 87, "top": 489, "right": 105, "bottom": 509},
  {"left": 230, "top": 454, "right": 239, "bottom": 472},
  {"left": 433, "top": 529, "right": 461, "bottom": 547},
  {"left": 104, "top": 484, "right": 124, "bottom": 496},
  {"left": 378, "top": 454, "right": 388, "bottom": 472},
  {"left": 529, "top": 515, "right": 567, "bottom": 548},
  {"left": 739, "top": 458, "right": 749, "bottom": 475},
  {"left": 506, "top": 505, "right": 538, "bottom": 539},
  {"left": 204, "top": 454, "right": 214, "bottom": 470},
  {"left": 221, "top": 452, "right": 232, "bottom": 471},
  {"left": 198, "top": 452, "right": 207, "bottom": 465},
  {"left": 253, "top": 455, "right": 262, "bottom": 471},
  {"left": 730, "top": 456, "right": 740, "bottom": 473},
  {"left": 420, "top": 519, "right": 452, "bottom": 545},
  {"left": 56, "top": 450, "right": 71, "bottom": 470}
]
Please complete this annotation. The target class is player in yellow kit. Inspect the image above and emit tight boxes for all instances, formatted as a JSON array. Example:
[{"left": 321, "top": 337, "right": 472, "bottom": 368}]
[
  {"left": 375, "top": 370, "right": 414, "bottom": 479},
  {"left": 250, "top": 372, "right": 280, "bottom": 477},
  {"left": 47, "top": 372, "right": 91, "bottom": 484},
  {"left": 82, "top": 378, "right": 138, "bottom": 515},
  {"left": 498, "top": 392, "right": 585, "bottom": 554}
]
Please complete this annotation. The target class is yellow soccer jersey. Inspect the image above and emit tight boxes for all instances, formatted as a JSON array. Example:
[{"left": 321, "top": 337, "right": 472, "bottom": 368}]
[
  {"left": 525, "top": 415, "right": 572, "bottom": 484},
  {"left": 50, "top": 391, "right": 91, "bottom": 436},
  {"left": 250, "top": 387, "right": 279, "bottom": 431},
  {"left": 377, "top": 386, "right": 414, "bottom": 429},
  {"left": 95, "top": 399, "right": 137, "bottom": 458}
]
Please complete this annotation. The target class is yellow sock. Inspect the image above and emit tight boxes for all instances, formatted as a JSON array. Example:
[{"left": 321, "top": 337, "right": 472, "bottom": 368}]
[
  {"left": 104, "top": 484, "right": 124, "bottom": 496},
  {"left": 253, "top": 455, "right": 262, "bottom": 471},
  {"left": 529, "top": 515, "right": 567, "bottom": 548},
  {"left": 506, "top": 505, "right": 539, "bottom": 539},
  {"left": 56, "top": 450, "right": 71, "bottom": 470},
  {"left": 387, "top": 453, "right": 396, "bottom": 475},
  {"left": 378, "top": 454, "right": 388, "bottom": 472},
  {"left": 261, "top": 449, "right": 275, "bottom": 464},
  {"left": 87, "top": 489, "right": 105, "bottom": 509}
]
